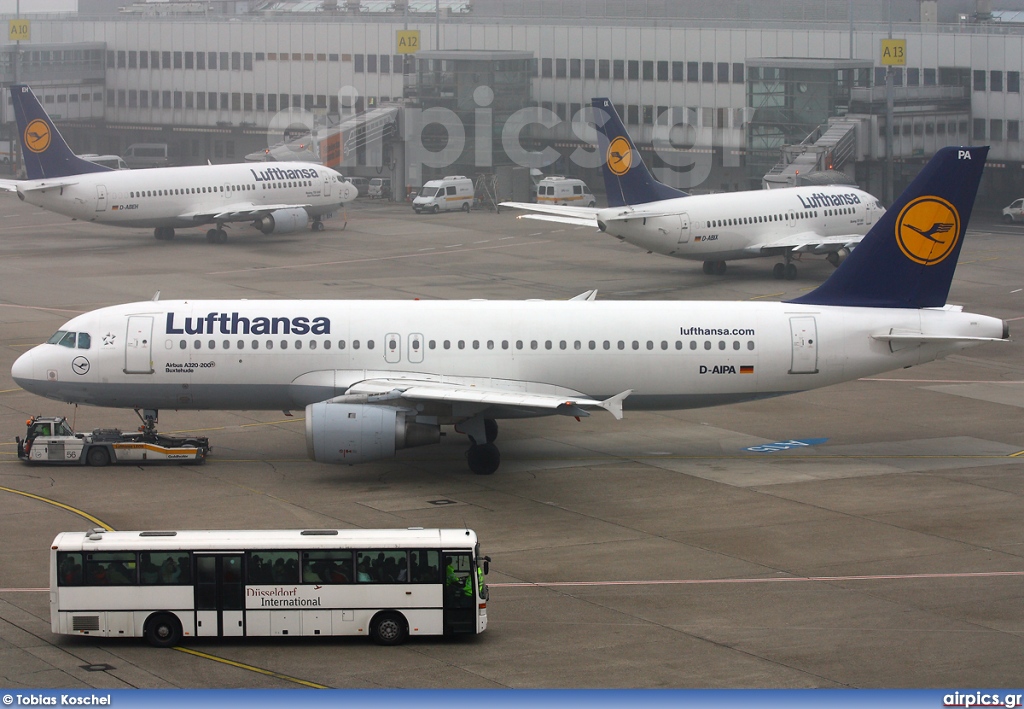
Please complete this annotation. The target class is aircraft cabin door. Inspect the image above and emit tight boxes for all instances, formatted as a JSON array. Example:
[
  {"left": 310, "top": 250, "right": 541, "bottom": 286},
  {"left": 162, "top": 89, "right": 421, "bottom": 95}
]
[
  {"left": 864, "top": 203, "right": 875, "bottom": 226},
  {"left": 408, "top": 333, "right": 424, "bottom": 364},
  {"left": 385, "top": 333, "right": 401, "bottom": 363},
  {"left": 124, "top": 316, "right": 154, "bottom": 374},
  {"left": 677, "top": 213, "right": 691, "bottom": 244},
  {"left": 789, "top": 316, "right": 819, "bottom": 374},
  {"left": 323, "top": 173, "right": 332, "bottom": 198},
  {"left": 96, "top": 185, "right": 107, "bottom": 212},
  {"left": 194, "top": 554, "right": 245, "bottom": 638}
]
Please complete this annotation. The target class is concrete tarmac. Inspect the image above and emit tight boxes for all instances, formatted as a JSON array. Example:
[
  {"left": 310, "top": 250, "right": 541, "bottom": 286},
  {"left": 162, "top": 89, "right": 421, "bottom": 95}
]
[{"left": 0, "top": 197, "right": 1022, "bottom": 688}]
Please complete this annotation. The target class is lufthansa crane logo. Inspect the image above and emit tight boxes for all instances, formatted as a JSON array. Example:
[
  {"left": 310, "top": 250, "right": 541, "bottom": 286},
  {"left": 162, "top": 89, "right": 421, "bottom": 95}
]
[
  {"left": 24, "top": 119, "right": 51, "bottom": 154},
  {"left": 606, "top": 136, "right": 633, "bottom": 176},
  {"left": 894, "top": 195, "right": 960, "bottom": 266}
]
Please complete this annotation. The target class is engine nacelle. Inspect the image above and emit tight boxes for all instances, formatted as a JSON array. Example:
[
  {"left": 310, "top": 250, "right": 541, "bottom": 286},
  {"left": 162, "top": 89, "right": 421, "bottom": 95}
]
[
  {"left": 254, "top": 207, "right": 309, "bottom": 234},
  {"left": 827, "top": 247, "right": 850, "bottom": 267},
  {"left": 305, "top": 402, "right": 441, "bottom": 464}
]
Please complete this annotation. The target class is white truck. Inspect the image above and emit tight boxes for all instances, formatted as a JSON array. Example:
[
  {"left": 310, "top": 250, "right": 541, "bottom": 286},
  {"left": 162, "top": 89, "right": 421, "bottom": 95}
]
[{"left": 16, "top": 416, "right": 209, "bottom": 466}]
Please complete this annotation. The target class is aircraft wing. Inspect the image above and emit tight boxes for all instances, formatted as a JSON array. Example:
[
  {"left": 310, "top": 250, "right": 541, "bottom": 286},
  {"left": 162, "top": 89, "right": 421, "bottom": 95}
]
[
  {"left": 500, "top": 201, "right": 600, "bottom": 227},
  {"left": 0, "top": 178, "right": 78, "bottom": 193},
  {"left": 757, "top": 231, "right": 865, "bottom": 255},
  {"left": 335, "top": 378, "right": 631, "bottom": 420},
  {"left": 179, "top": 202, "right": 313, "bottom": 223}
]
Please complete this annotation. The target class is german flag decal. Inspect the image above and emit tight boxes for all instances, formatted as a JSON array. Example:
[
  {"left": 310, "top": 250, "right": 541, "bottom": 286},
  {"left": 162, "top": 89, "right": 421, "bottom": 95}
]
[{"left": 740, "top": 366, "right": 754, "bottom": 374}]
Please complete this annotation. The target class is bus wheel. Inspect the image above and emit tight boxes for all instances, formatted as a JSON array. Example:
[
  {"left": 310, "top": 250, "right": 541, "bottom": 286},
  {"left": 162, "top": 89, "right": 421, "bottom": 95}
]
[
  {"left": 145, "top": 613, "right": 182, "bottom": 648},
  {"left": 86, "top": 447, "right": 110, "bottom": 467},
  {"left": 370, "top": 611, "right": 408, "bottom": 646}
]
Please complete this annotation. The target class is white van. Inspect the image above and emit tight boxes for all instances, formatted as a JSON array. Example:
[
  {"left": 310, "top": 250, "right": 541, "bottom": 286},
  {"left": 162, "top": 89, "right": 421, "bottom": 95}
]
[
  {"left": 368, "top": 177, "right": 392, "bottom": 199},
  {"left": 78, "top": 154, "right": 130, "bottom": 170},
  {"left": 536, "top": 176, "right": 596, "bottom": 207},
  {"left": 123, "top": 143, "right": 174, "bottom": 169},
  {"left": 413, "top": 176, "right": 474, "bottom": 213}
]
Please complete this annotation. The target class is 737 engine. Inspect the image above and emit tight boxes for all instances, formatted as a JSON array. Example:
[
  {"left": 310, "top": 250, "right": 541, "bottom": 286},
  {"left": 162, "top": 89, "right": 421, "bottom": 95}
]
[
  {"left": 254, "top": 207, "right": 309, "bottom": 234},
  {"left": 305, "top": 402, "right": 441, "bottom": 464}
]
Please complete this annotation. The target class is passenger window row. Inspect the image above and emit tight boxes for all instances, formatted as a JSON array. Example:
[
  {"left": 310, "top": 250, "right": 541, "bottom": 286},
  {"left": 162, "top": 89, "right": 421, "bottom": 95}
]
[
  {"left": 130, "top": 180, "right": 312, "bottom": 199},
  {"left": 170, "top": 338, "right": 756, "bottom": 352}
]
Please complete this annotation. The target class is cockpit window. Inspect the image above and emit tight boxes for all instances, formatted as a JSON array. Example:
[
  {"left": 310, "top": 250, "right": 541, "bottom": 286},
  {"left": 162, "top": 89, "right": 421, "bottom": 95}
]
[
  {"left": 48, "top": 331, "right": 78, "bottom": 348},
  {"left": 77, "top": 333, "right": 91, "bottom": 350}
]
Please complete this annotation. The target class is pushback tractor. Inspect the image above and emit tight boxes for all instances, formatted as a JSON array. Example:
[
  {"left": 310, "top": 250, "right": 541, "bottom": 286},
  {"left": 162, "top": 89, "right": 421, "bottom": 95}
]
[{"left": 17, "top": 415, "right": 209, "bottom": 466}]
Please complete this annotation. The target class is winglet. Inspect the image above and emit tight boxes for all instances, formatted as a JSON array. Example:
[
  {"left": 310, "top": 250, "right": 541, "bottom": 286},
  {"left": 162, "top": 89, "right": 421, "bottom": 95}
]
[
  {"left": 569, "top": 289, "right": 598, "bottom": 301},
  {"left": 10, "top": 84, "right": 111, "bottom": 180},
  {"left": 788, "top": 146, "right": 988, "bottom": 309},
  {"left": 598, "top": 389, "right": 632, "bottom": 420},
  {"left": 591, "top": 98, "right": 687, "bottom": 207}
]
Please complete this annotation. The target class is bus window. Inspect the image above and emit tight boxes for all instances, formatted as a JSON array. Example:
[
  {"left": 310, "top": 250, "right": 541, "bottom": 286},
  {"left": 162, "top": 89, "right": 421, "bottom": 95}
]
[
  {"left": 356, "top": 550, "right": 407, "bottom": 583},
  {"left": 85, "top": 552, "right": 136, "bottom": 585},
  {"left": 57, "top": 552, "right": 83, "bottom": 586},
  {"left": 141, "top": 551, "right": 190, "bottom": 584},
  {"left": 248, "top": 551, "right": 298, "bottom": 584},
  {"left": 410, "top": 550, "right": 440, "bottom": 584},
  {"left": 303, "top": 550, "right": 353, "bottom": 584}
]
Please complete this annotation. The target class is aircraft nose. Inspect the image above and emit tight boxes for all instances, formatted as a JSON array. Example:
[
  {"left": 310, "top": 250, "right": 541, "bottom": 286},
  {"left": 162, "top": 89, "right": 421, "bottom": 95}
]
[{"left": 11, "top": 348, "right": 36, "bottom": 387}]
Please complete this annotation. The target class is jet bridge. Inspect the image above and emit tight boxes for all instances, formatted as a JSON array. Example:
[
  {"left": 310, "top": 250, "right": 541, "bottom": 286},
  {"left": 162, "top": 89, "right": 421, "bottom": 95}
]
[
  {"left": 246, "top": 105, "right": 400, "bottom": 168},
  {"left": 762, "top": 118, "right": 861, "bottom": 189}
]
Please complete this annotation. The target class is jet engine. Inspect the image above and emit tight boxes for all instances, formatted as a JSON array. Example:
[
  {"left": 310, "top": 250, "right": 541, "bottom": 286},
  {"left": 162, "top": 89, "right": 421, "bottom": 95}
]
[
  {"left": 826, "top": 247, "right": 850, "bottom": 268},
  {"left": 305, "top": 402, "right": 441, "bottom": 464},
  {"left": 254, "top": 207, "right": 309, "bottom": 234}
]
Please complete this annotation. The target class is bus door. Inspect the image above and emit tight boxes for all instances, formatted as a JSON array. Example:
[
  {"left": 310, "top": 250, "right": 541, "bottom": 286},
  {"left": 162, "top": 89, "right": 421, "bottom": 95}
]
[
  {"left": 442, "top": 551, "right": 475, "bottom": 634},
  {"left": 195, "top": 554, "right": 245, "bottom": 638}
]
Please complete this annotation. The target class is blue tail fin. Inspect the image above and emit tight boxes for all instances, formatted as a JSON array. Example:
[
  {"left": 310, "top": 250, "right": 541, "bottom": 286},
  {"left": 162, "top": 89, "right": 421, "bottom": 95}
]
[
  {"left": 788, "top": 146, "right": 989, "bottom": 309},
  {"left": 10, "top": 84, "right": 111, "bottom": 180},
  {"left": 591, "top": 98, "right": 688, "bottom": 207}
]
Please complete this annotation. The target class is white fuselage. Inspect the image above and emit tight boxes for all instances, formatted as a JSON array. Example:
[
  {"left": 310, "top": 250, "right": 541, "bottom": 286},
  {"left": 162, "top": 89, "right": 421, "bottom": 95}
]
[
  {"left": 14, "top": 163, "right": 355, "bottom": 229},
  {"left": 598, "top": 185, "right": 882, "bottom": 260},
  {"left": 11, "top": 299, "right": 1003, "bottom": 417}
]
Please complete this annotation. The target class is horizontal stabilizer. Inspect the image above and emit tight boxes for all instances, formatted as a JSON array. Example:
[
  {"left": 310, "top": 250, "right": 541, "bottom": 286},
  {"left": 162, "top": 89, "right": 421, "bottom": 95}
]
[{"left": 871, "top": 330, "right": 1008, "bottom": 344}]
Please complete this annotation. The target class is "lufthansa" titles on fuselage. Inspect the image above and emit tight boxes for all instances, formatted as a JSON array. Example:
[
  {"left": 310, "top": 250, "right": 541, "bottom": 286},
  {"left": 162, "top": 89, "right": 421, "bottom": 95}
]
[{"left": 165, "top": 312, "right": 331, "bottom": 336}]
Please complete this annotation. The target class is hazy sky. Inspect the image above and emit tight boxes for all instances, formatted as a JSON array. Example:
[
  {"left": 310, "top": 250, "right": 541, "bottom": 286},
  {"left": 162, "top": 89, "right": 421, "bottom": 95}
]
[{"left": 0, "top": 0, "right": 77, "bottom": 12}]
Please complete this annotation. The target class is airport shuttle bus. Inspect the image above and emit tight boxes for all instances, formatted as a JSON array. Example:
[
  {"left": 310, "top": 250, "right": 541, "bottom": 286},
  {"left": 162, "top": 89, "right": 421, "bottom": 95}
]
[{"left": 50, "top": 528, "right": 489, "bottom": 647}]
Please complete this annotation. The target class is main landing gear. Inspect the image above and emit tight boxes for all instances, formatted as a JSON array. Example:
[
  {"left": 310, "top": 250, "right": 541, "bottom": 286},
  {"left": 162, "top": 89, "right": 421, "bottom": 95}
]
[
  {"left": 206, "top": 227, "right": 228, "bottom": 243},
  {"left": 153, "top": 227, "right": 175, "bottom": 240},
  {"left": 310, "top": 219, "right": 325, "bottom": 232},
  {"left": 461, "top": 417, "right": 501, "bottom": 475},
  {"left": 702, "top": 260, "right": 727, "bottom": 275},
  {"left": 772, "top": 261, "right": 798, "bottom": 280}
]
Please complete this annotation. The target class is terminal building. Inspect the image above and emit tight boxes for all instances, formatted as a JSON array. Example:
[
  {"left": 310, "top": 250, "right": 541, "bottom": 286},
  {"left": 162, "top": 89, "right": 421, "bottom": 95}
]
[{"left": 4, "top": 0, "right": 1024, "bottom": 203}]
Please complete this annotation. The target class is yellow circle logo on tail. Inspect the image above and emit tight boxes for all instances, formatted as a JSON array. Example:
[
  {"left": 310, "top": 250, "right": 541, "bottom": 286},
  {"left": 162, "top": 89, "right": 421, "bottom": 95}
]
[
  {"left": 606, "top": 136, "right": 632, "bottom": 176},
  {"left": 894, "top": 195, "right": 961, "bottom": 266},
  {"left": 24, "top": 119, "right": 51, "bottom": 154}
]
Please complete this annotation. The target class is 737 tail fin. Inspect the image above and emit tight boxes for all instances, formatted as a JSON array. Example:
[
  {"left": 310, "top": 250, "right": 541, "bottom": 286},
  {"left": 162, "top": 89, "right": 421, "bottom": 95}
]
[
  {"left": 591, "top": 98, "right": 688, "bottom": 207},
  {"left": 788, "top": 146, "right": 989, "bottom": 309},
  {"left": 10, "top": 84, "right": 111, "bottom": 180}
]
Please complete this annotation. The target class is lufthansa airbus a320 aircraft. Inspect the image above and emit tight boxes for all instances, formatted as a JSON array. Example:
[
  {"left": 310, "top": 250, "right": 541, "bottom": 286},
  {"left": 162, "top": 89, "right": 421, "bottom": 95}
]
[
  {"left": 0, "top": 84, "right": 356, "bottom": 243},
  {"left": 12, "top": 147, "right": 1006, "bottom": 474},
  {"left": 503, "top": 98, "right": 887, "bottom": 279}
]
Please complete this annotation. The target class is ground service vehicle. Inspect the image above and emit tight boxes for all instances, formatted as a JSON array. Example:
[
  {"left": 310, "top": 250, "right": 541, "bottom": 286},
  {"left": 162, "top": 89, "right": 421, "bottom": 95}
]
[
  {"left": 346, "top": 176, "right": 370, "bottom": 197},
  {"left": 122, "top": 143, "right": 175, "bottom": 169},
  {"left": 50, "top": 528, "right": 489, "bottom": 647},
  {"left": 368, "top": 177, "right": 391, "bottom": 199},
  {"left": 1003, "top": 198, "right": 1024, "bottom": 223},
  {"left": 79, "top": 154, "right": 130, "bottom": 170},
  {"left": 413, "top": 176, "right": 474, "bottom": 213},
  {"left": 536, "top": 176, "right": 596, "bottom": 207},
  {"left": 17, "top": 415, "right": 209, "bottom": 466}
]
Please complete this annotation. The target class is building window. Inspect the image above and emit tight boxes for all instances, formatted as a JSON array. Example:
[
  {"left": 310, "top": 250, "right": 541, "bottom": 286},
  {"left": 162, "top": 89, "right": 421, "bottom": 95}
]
[
  {"left": 628, "top": 60, "right": 639, "bottom": 80},
  {"left": 196, "top": 52, "right": 204, "bottom": 70},
  {"left": 657, "top": 60, "right": 668, "bottom": 81},
  {"left": 973, "top": 118, "right": 986, "bottom": 140},
  {"left": 973, "top": 69, "right": 986, "bottom": 91},
  {"left": 991, "top": 70, "right": 1003, "bottom": 92},
  {"left": 613, "top": 59, "right": 624, "bottom": 80},
  {"left": 642, "top": 60, "right": 653, "bottom": 81},
  {"left": 642, "top": 105, "right": 654, "bottom": 125},
  {"left": 672, "top": 61, "right": 684, "bottom": 82},
  {"left": 923, "top": 67, "right": 936, "bottom": 85},
  {"left": 874, "top": 67, "right": 886, "bottom": 86},
  {"left": 584, "top": 58, "right": 595, "bottom": 79},
  {"left": 687, "top": 61, "right": 699, "bottom": 82},
  {"left": 128, "top": 50, "right": 137, "bottom": 68},
  {"left": 106, "top": 50, "right": 114, "bottom": 68},
  {"left": 1009, "top": 120, "right": 1019, "bottom": 141},
  {"left": 906, "top": 67, "right": 919, "bottom": 86},
  {"left": 173, "top": 51, "right": 182, "bottom": 69},
  {"left": 354, "top": 54, "right": 364, "bottom": 72},
  {"left": 185, "top": 92, "right": 194, "bottom": 109},
  {"left": 702, "top": 62, "right": 713, "bottom": 82},
  {"left": 140, "top": 90, "right": 149, "bottom": 108},
  {"left": 162, "top": 90, "right": 171, "bottom": 107},
  {"left": 554, "top": 58, "right": 565, "bottom": 78},
  {"left": 380, "top": 54, "right": 390, "bottom": 73},
  {"left": 244, "top": 93, "right": 253, "bottom": 111},
  {"left": 140, "top": 51, "right": 149, "bottom": 69},
  {"left": 220, "top": 52, "right": 229, "bottom": 68},
  {"left": 185, "top": 51, "right": 194, "bottom": 69},
  {"left": 570, "top": 58, "right": 581, "bottom": 79},
  {"left": 231, "top": 93, "right": 241, "bottom": 111},
  {"left": 627, "top": 104, "right": 639, "bottom": 124},
  {"left": 208, "top": 92, "right": 217, "bottom": 109},
  {"left": 599, "top": 59, "right": 610, "bottom": 79},
  {"left": 732, "top": 62, "right": 744, "bottom": 83},
  {"left": 244, "top": 52, "right": 253, "bottom": 70},
  {"left": 117, "top": 89, "right": 126, "bottom": 107},
  {"left": 267, "top": 93, "right": 276, "bottom": 112},
  {"left": 208, "top": 51, "right": 217, "bottom": 70},
  {"left": 717, "top": 62, "right": 729, "bottom": 82},
  {"left": 128, "top": 89, "right": 137, "bottom": 107},
  {"left": 367, "top": 54, "right": 377, "bottom": 73},
  {"left": 991, "top": 119, "right": 1003, "bottom": 141},
  {"left": 196, "top": 91, "right": 205, "bottom": 109},
  {"left": 173, "top": 91, "right": 182, "bottom": 108}
]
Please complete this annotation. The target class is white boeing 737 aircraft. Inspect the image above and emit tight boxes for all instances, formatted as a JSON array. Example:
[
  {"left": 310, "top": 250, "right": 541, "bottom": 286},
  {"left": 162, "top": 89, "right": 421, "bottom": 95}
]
[
  {"left": 0, "top": 85, "right": 356, "bottom": 242},
  {"left": 503, "top": 98, "right": 885, "bottom": 279},
  {"left": 12, "top": 147, "right": 1006, "bottom": 474}
]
